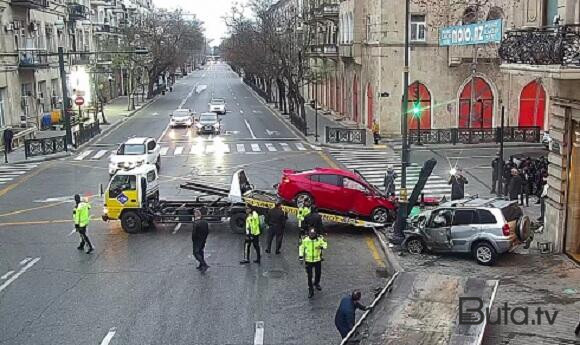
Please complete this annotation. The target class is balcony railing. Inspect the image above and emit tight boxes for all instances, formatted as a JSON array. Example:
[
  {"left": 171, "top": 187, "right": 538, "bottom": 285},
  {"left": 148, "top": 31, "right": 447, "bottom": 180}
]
[
  {"left": 18, "top": 49, "right": 49, "bottom": 68},
  {"left": 68, "top": 3, "right": 89, "bottom": 20},
  {"left": 11, "top": 0, "right": 49, "bottom": 8},
  {"left": 499, "top": 25, "right": 580, "bottom": 66},
  {"left": 307, "top": 44, "right": 338, "bottom": 58},
  {"left": 309, "top": 3, "right": 339, "bottom": 21}
]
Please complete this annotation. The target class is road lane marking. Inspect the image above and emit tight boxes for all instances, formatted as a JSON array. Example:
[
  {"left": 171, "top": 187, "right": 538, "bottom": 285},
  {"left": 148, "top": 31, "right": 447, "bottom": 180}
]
[
  {"left": 19, "top": 257, "right": 32, "bottom": 265},
  {"left": 280, "top": 143, "right": 291, "bottom": 151},
  {"left": 0, "top": 257, "right": 40, "bottom": 293},
  {"left": 265, "top": 143, "right": 277, "bottom": 152},
  {"left": 173, "top": 223, "right": 182, "bottom": 234},
  {"left": 244, "top": 119, "right": 256, "bottom": 139},
  {"left": 100, "top": 327, "right": 117, "bottom": 345},
  {"left": 309, "top": 144, "right": 322, "bottom": 151},
  {"left": 365, "top": 235, "right": 386, "bottom": 267},
  {"left": 0, "top": 178, "right": 13, "bottom": 182},
  {"left": 174, "top": 146, "right": 184, "bottom": 155},
  {"left": 93, "top": 150, "right": 109, "bottom": 159},
  {"left": 295, "top": 143, "right": 306, "bottom": 151},
  {"left": 1, "top": 270, "right": 14, "bottom": 280},
  {"left": 254, "top": 321, "right": 264, "bottom": 345},
  {"left": 157, "top": 123, "right": 171, "bottom": 143},
  {"left": 160, "top": 147, "right": 169, "bottom": 156},
  {"left": 236, "top": 144, "right": 246, "bottom": 153},
  {"left": 240, "top": 110, "right": 244, "bottom": 114},
  {"left": 74, "top": 150, "right": 93, "bottom": 160},
  {"left": 251, "top": 144, "right": 261, "bottom": 152}
]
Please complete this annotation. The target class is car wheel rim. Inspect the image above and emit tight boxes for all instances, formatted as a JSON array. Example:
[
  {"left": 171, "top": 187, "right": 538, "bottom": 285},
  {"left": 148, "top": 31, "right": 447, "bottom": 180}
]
[
  {"left": 408, "top": 240, "right": 422, "bottom": 254},
  {"left": 296, "top": 194, "right": 311, "bottom": 205},
  {"left": 477, "top": 247, "right": 492, "bottom": 263},
  {"left": 373, "top": 209, "right": 387, "bottom": 223}
]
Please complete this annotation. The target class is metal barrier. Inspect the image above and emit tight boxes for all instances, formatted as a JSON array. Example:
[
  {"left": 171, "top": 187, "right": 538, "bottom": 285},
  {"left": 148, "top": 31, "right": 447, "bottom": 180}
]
[
  {"left": 409, "top": 127, "right": 541, "bottom": 145},
  {"left": 74, "top": 121, "right": 101, "bottom": 148},
  {"left": 290, "top": 112, "right": 307, "bottom": 135},
  {"left": 326, "top": 127, "right": 367, "bottom": 145},
  {"left": 24, "top": 135, "right": 68, "bottom": 158}
]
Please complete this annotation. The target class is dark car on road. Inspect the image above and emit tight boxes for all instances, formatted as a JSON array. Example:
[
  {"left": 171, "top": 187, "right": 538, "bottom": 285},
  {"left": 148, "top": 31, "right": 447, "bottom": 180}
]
[{"left": 195, "top": 112, "right": 221, "bottom": 135}]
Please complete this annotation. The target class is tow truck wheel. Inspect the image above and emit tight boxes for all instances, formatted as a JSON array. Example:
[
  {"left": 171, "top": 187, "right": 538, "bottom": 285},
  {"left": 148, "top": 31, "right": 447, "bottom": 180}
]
[
  {"left": 229, "top": 212, "right": 246, "bottom": 234},
  {"left": 294, "top": 192, "right": 313, "bottom": 207},
  {"left": 121, "top": 211, "right": 142, "bottom": 234},
  {"left": 371, "top": 207, "right": 389, "bottom": 224}
]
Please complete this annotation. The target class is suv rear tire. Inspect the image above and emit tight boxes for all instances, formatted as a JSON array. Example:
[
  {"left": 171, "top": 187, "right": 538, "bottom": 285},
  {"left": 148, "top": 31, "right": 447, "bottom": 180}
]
[{"left": 473, "top": 242, "right": 497, "bottom": 266}]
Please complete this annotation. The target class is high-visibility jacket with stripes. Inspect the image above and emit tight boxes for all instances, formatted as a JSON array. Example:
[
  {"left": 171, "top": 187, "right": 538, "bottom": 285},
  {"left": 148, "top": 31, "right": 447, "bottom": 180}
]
[
  {"left": 73, "top": 202, "right": 91, "bottom": 228},
  {"left": 245, "top": 211, "right": 261, "bottom": 236},
  {"left": 299, "top": 236, "right": 328, "bottom": 263}
]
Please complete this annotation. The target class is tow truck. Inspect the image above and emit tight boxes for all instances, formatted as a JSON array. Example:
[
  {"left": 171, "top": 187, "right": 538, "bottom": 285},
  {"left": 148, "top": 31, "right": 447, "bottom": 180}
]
[{"left": 102, "top": 166, "right": 386, "bottom": 233}]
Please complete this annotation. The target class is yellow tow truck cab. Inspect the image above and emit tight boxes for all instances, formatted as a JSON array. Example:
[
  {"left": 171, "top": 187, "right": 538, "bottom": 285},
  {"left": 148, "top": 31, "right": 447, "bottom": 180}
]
[{"left": 102, "top": 164, "right": 159, "bottom": 222}]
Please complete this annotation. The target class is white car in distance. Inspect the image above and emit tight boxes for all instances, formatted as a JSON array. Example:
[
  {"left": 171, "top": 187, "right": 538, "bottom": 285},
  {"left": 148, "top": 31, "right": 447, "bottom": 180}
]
[
  {"left": 209, "top": 98, "right": 226, "bottom": 115},
  {"left": 170, "top": 108, "right": 194, "bottom": 128},
  {"left": 109, "top": 137, "right": 161, "bottom": 176}
]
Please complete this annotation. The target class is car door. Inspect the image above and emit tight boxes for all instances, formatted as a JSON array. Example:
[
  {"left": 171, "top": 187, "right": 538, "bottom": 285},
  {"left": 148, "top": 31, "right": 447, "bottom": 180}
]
[
  {"left": 450, "top": 209, "right": 479, "bottom": 252},
  {"left": 106, "top": 175, "right": 139, "bottom": 219},
  {"left": 310, "top": 174, "right": 344, "bottom": 212},
  {"left": 342, "top": 177, "right": 373, "bottom": 216},
  {"left": 423, "top": 209, "right": 454, "bottom": 250}
]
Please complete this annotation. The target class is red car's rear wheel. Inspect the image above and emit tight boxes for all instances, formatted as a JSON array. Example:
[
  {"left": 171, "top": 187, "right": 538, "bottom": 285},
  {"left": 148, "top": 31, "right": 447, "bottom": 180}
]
[{"left": 294, "top": 192, "right": 314, "bottom": 207}]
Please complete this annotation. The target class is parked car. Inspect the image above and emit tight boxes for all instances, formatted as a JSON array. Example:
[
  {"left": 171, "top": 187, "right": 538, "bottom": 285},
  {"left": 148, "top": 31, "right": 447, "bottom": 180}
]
[
  {"left": 195, "top": 112, "right": 221, "bottom": 135},
  {"left": 277, "top": 168, "right": 396, "bottom": 223},
  {"left": 170, "top": 109, "right": 194, "bottom": 128},
  {"left": 209, "top": 98, "right": 226, "bottom": 114},
  {"left": 108, "top": 137, "right": 161, "bottom": 176},
  {"left": 403, "top": 198, "right": 532, "bottom": 266}
]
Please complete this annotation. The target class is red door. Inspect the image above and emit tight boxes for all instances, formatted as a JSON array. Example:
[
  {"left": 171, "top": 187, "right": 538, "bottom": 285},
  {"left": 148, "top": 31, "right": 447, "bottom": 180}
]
[
  {"left": 407, "top": 82, "right": 431, "bottom": 129},
  {"left": 353, "top": 75, "right": 359, "bottom": 122},
  {"left": 519, "top": 80, "right": 546, "bottom": 128},
  {"left": 367, "top": 83, "right": 374, "bottom": 129},
  {"left": 459, "top": 77, "right": 494, "bottom": 128}
]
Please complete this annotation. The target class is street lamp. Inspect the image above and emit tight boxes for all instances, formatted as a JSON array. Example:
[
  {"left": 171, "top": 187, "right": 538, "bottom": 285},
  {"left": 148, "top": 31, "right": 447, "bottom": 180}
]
[{"left": 108, "top": 74, "right": 113, "bottom": 101}]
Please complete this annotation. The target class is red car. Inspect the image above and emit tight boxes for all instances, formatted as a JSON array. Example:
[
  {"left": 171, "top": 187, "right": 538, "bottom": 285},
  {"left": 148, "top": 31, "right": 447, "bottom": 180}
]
[{"left": 277, "top": 168, "right": 396, "bottom": 223}]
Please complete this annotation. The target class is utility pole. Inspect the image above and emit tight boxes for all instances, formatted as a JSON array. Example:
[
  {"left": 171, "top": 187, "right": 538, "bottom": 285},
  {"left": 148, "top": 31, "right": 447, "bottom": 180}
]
[
  {"left": 498, "top": 105, "right": 505, "bottom": 195},
  {"left": 394, "top": 0, "right": 411, "bottom": 242},
  {"left": 58, "top": 47, "right": 72, "bottom": 147}
]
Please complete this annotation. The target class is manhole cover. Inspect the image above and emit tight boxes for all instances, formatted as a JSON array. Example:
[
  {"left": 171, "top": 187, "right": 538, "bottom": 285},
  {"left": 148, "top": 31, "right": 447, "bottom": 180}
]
[{"left": 263, "top": 270, "right": 286, "bottom": 279}]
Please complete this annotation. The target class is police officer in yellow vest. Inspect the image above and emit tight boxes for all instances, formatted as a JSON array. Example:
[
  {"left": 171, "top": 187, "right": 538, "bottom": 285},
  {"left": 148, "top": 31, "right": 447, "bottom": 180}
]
[
  {"left": 299, "top": 228, "right": 328, "bottom": 298},
  {"left": 73, "top": 194, "right": 93, "bottom": 254},
  {"left": 297, "top": 202, "right": 311, "bottom": 237},
  {"left": 240, "top": 207, "right": 261, "bottom": 264}
]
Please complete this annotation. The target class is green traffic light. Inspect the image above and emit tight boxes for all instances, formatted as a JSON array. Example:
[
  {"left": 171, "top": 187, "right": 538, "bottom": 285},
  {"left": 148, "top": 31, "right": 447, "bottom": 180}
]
[{"left": 412, "top": 102, "right": 421, "bottom": 116}]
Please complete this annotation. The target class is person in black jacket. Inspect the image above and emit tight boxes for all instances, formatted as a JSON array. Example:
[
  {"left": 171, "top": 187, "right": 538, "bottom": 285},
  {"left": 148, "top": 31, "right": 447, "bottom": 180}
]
[
  {"left": 334, "top": 290, "right": 368, "bottom": 339},
  {"left": 508, "top": 168, "right": 522, "bottom": 201},
  {"left": 491, "top": 157, "right": 499, "bottom": 194},
  {"left": 3, "top": 127, "right": 14, "bottom": 153},
  {"left": 192, "top": 209, "right": 209, "bottom": 272},
  {"left": 265, "top": 201, "right": 288, "bottom": 254},
  {"left": 448, "top": 169, "right": 468, "bottom": 200},
  {"left": 304, "top": 206, "right": 324, "bottom": 234}
]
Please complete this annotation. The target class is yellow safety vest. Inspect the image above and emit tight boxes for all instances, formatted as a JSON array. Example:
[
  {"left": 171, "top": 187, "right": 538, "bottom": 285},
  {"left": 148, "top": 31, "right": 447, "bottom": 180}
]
[
  {"left": 299, "top": 236, "right": 328, "bottom": 263},
  {"left": 297, "top": 206, "right": 311, "bottom": 226},
  {"left": 245, "top": 211, "right": 260, "bottom": 236},
  {"left": 73, "top": 202, "right": 91, "bottom": 228}
]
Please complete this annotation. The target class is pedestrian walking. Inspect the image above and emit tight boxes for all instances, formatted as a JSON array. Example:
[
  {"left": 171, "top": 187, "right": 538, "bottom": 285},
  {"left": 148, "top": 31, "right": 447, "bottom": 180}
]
[
  {"left": 297, "top": 202, "right": 311, "bottom": 237},
  {"left": 2, "top": 127, "right": 14, "bottom": 153},
  {"left": 539, "top": 180, "right": 548, "bottom": 222},
  {"left": 299, "top": 228, "right": 328, "bottom": 298},
  {"left": 73, "top": 194, "right": 93, "bottom": 254},
  {"left": 334, "top": 290, "right": 369, "bottom": 339},
  {"left": 304, "top": 206, "right": 323, "bottom": 234},
  {"left": 503, "top": 161, "right": 513, "bottom": 197},
  {"left": 240, "top": 207, "right": 261, "bottom": 264},
  {"left": 383, "top": 165, "right": 397, "bottom": 196},
  {"left": 508, "top": 168, "right": 522, "bottom": 201},
  {"left": 265, "top": 201, "right": 287, "bottom": 254},
  {"left": 449, "top": 168, "right": 468, "bottom": 200},
  {"left": 192, "top": 209, "right": 209, "bottom": 272},
  {"left": 520, "top": 167, "right": 531, "bottom": 207},
  {"left": 372, "top": 120, "right": 380, "bottom": 145},
  {"left": 491, "top": 157, "right": 499, "bottom": 194}
]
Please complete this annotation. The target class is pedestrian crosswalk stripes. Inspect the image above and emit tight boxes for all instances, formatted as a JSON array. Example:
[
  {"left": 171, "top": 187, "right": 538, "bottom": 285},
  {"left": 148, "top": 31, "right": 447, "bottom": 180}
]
[
  {"left": 328, "top": 149, "right": 452, "bottom": 199},
  {"left": 0, "top": 163, "right": 39, "bottom": 185},
  {"left": 73, "top": 142, "right": 319, "bottom": 161}
]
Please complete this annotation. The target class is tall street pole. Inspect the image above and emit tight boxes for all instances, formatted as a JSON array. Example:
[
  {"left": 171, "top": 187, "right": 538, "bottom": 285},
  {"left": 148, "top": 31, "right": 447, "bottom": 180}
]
[
  {"left": 394, "top": 0, "right": 411, "bottom": 241},
  {"left": 58, "top": 47, "right": 72, "bottom": 147}
]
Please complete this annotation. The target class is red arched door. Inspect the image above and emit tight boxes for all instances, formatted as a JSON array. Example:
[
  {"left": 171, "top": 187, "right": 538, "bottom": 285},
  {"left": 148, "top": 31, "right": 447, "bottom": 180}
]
[
  {"left": 367, "top": 83, "right": 374, "bottom": 129},
  {"left": 407, "top": 82, "right": 431, "bottom": 129},
  {"left": 353, "top": 75, "right": 359, "bottom": 122},
  {"left": 519, "top": 80, "right": 546, "bottom": 128},
  {"left": 459, "top": 77, "right": 494, "bottom": 128}
]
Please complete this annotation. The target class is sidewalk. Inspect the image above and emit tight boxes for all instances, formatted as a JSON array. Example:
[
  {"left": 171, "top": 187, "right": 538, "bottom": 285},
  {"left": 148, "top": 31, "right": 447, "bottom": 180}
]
[{"left": 1, "top": 95, "right": 154, "bottom": 165}]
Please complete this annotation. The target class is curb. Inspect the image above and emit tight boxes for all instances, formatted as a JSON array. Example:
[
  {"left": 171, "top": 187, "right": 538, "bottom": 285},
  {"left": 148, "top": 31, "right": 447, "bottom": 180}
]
[
  {"left": 9, "top": 151, "right": 72, "bottom": 165},
  {"left": 388, "top": 142, "right": 546, "bottom": 151},
  {"left": 373, "top": 227, "right": 403, "bottom": 276}
]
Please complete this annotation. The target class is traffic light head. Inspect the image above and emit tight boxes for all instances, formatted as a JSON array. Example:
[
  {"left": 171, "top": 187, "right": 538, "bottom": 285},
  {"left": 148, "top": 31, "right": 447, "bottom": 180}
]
[{"left": 412, "top": 101, "right": 421, "bottom": 116}]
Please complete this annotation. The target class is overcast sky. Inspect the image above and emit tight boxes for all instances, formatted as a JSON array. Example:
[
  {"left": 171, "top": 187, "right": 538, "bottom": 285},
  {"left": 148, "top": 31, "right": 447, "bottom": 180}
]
[{"left": 152, "top": 0, "right": 247, "bottom": 46}]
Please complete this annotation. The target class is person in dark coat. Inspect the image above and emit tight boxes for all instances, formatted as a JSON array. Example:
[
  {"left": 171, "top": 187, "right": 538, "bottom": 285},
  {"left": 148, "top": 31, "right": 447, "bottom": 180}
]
[
  {"left": 383, "top": 165, "right": 397, "bottom": 196},
  {"left": 508, "top": 168, "right": 522, "bottom": 201},
  {"left": 334, "top": 290, "right": 368, "bottom": 339},
  {"left": 304, "top": 206, "right": 323, "bottom": 234},
  {"left": 3, "top": 127, "right": 14, "bottom": 153},
  {"left": 265, "top": 201, "right": 288, "bottom": 254},
  {"left": 448, "top": 169, "right": 468, "bottom": 200},
  {"left": 491, "top": 157, "right": 499, "bottom": 194},
  {"left": 503, "top": 161, "right": 513, "bottom": 197},
  {"left": 192, "top": 209, "right": 209, "bottom": 272},
  {"left": 520, "top": 167, "right": 531, "bottom": 207}
]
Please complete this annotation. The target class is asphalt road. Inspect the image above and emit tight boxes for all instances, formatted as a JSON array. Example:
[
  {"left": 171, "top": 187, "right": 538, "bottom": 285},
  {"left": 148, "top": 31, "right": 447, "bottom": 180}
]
[{"left": 0, "top": 63, "right": 388, "bottom": 345}]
